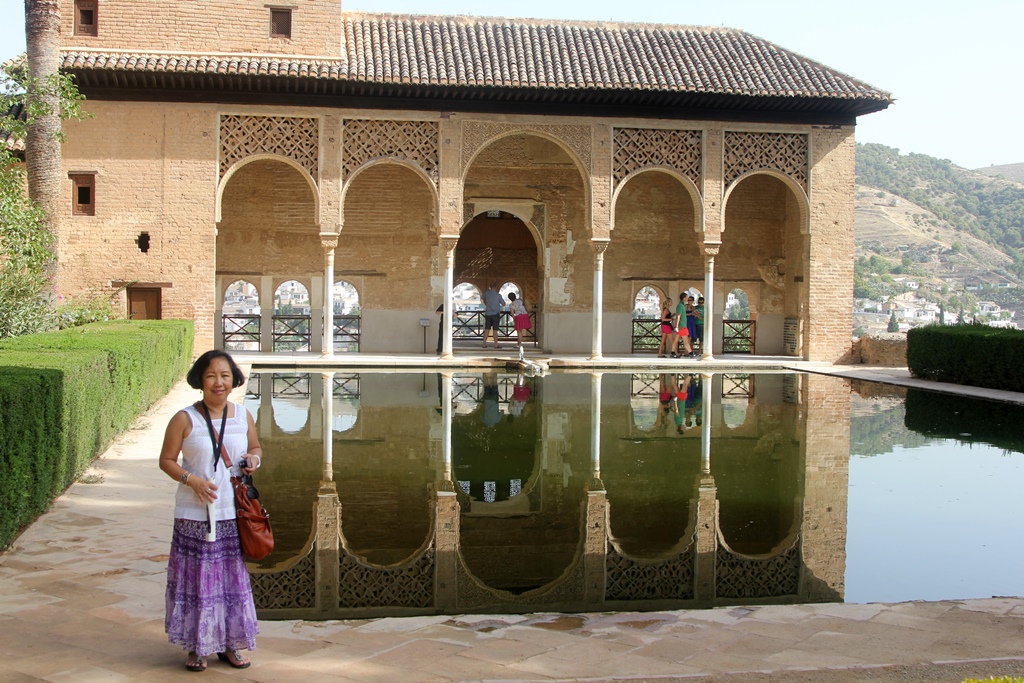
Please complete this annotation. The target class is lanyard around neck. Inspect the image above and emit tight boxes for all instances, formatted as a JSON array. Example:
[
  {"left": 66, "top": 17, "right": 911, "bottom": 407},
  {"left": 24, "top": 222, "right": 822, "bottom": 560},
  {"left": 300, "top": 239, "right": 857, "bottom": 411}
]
[{"left": 199, "top": 402, "right": 229, "bottom": 471}]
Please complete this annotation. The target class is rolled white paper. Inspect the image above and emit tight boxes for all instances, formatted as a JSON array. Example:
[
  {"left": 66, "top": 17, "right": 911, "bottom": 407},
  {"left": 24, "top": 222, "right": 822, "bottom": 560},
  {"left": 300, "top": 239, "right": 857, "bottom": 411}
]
[{"left": 206, "top": 502, "right": 217, "bottom": 542}]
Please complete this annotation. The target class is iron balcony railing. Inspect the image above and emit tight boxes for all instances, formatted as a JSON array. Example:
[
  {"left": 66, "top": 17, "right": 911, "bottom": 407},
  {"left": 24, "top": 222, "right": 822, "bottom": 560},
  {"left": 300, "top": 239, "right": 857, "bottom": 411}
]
[{"left": 222, "top": 314, "right": 260, "bottom": 351}]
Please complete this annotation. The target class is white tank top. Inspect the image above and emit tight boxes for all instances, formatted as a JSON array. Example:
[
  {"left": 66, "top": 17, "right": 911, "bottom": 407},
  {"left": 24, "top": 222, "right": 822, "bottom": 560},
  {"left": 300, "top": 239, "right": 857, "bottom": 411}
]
[{"left": 173, "top": 403, "right": 250, "bottom": 522}]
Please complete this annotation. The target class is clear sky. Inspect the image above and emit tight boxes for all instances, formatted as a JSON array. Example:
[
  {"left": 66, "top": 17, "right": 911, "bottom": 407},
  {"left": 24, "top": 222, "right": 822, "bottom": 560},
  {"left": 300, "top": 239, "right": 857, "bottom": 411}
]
[{"left": 2, "top": 0, "right": 1021, "bottom": 169}]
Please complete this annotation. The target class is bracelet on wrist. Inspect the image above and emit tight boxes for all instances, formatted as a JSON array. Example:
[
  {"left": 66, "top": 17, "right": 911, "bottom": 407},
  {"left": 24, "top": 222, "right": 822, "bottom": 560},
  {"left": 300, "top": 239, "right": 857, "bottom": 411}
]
[{"left": 180, "top": 471, "right": 191, "bottom": 485}]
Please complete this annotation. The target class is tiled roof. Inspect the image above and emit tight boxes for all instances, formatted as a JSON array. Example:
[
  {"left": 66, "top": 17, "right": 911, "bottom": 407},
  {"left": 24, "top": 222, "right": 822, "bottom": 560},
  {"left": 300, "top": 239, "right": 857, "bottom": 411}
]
[{"left": 61, "top": 12, "right": 892, "bottom": 118}]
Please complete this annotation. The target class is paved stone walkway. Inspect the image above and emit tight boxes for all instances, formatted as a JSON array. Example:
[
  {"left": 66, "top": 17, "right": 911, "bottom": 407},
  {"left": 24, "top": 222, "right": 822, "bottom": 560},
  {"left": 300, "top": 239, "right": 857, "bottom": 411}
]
[{"left": 1, "top": 365, "right": 1023, "bottom": 682}]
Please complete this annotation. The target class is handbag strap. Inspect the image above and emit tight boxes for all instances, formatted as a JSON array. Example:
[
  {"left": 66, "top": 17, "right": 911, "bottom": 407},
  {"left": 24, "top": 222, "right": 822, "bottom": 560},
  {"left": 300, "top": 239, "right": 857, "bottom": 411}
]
[{"left": 198, "top": 401, "right": 231, "bottom": 471}]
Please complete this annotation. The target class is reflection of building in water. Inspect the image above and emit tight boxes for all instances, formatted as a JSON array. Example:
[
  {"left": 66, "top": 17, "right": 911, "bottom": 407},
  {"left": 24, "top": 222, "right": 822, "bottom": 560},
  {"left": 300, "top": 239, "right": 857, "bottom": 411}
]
[{"left": 246, "top": 371, "right": 849, "bottom": 618}]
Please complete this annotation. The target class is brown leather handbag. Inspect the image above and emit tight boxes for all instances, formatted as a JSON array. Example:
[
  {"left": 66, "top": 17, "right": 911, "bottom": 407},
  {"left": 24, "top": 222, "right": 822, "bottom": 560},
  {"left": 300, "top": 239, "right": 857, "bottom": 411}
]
[{"left": 231, "top": 472, "right": 274, "bottom": 561}]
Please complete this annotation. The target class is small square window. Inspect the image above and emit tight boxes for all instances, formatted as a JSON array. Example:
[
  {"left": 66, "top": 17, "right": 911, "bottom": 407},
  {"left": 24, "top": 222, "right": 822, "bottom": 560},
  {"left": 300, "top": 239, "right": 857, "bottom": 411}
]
[
  {"left": 270, "top": 9, "right": 292, "bottom": 39},
  {"left": 69, "top": 173, "right": 95, "bottom": 216},
  {"left": 75, "top": 0, "right": 98, "bottom": 37}
]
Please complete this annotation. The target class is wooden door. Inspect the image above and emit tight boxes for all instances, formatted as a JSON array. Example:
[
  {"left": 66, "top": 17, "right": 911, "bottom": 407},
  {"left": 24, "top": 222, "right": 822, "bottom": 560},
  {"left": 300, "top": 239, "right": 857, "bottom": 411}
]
[{"left": 127, "top": 288, "right": 161, "bottom": 320}]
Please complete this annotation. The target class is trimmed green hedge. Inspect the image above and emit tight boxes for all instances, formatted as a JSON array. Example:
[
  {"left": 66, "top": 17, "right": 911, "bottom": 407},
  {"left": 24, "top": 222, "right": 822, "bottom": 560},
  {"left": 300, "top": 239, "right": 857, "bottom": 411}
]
[
  {"left": 907, "top": 324, "right": 1024, "bottom": 392},
  {"left": 0, "top": 320, "right": 193, "bottom": 550}
]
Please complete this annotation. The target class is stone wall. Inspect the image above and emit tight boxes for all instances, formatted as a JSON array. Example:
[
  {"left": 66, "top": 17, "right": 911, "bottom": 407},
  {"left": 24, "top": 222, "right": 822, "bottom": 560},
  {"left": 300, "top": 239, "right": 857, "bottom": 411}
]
[{"left": 860, "top": 333, "right": 908, "bottom": 366}]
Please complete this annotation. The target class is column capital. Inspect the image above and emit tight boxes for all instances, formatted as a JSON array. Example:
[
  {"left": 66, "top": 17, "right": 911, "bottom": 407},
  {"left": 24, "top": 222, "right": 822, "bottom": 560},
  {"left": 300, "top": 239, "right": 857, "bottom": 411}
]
[
  {"left": 702, "top": 240, "right": 721, "bottom": 259},
  {"left": 320, "top": 233, "right": 338, "bottom": 250},
  {"left": 590, "top": 237, "right": 611, "bottom": 256},
  {"left": 439, "top": 235, "right": 460, "bottom": 253}
]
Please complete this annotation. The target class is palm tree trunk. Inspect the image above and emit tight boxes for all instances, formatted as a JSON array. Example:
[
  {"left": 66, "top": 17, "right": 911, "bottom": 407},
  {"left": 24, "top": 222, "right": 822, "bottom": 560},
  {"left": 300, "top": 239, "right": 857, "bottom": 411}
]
[{"left": 24, "top": 0, "right": 63, "bottom": 270}]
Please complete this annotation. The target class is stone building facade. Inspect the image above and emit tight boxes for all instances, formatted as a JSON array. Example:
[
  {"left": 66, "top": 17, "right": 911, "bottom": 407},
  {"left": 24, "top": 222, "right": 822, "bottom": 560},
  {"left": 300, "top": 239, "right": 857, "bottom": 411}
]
[{"left": 55, "top": 0, "right": 890, "bottom": 360}]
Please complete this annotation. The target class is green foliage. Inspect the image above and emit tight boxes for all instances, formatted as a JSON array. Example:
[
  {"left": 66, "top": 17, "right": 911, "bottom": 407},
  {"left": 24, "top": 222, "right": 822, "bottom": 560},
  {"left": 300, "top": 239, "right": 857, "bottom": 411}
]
[
  {"left": 907, "top": 324, "right": 1024, "bottom": 391},
  {"left": 856, "top": 143, "right": 1024, "bottom": 278},
  {"left": 0, "top": 320, "right": 193, "bottom": 550},
  {"left": 961, "top": 678, "right": 1024, "bottom": 683},
  {"left": 54, "top": 292, "right": 122, "bottom": 329},
  {"left": 887, "top": 311, "right": 899, "bottom": 332},
  {"left": 0, "top": 59, "right": 91, "bottom": 340},
  {"left": 1, "top": 57, "right": 88, "bottom": 144}
]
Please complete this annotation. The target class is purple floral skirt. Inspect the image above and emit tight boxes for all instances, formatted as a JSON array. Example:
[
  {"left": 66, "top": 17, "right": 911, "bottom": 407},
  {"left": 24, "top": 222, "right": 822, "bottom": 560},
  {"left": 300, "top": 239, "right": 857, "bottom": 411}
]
[{"left": 165, "top": 519, "right": 259, "bottom": 656}]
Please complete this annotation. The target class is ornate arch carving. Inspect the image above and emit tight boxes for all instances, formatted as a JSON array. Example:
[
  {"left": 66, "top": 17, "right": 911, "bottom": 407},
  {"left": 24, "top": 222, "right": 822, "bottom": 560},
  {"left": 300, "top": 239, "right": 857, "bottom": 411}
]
[
  {"left": 342, "top": 119, "right": 439, "bottom": 185},
  {"left": 612, "top": 128, "right": 702, "bottom": 191},
  {"left": 220, "top": 114, "right": 319, "bottom": 182},
  {"left": 724, "top": 131, "right": 808, "bottom": 192}
]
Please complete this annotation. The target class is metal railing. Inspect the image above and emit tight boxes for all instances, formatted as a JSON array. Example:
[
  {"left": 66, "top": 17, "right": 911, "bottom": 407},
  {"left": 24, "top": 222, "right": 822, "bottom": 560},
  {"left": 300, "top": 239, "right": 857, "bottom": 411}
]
[
  {"left": 451, "top": 310, "right": 538, "bottom": 346},
  {"left": 631, "top": 317, "right": 661, "bottom": 353},
  {"left": 332, "top": 315, "right": 360, "bottom": 352},
  {"left": 273, "top": 314, "right": 311, "bottom": 352},
  {"left": 223, "top": 314, "right": 261, "bottom": 351},
  {"left": 722, "top": 320, "right": 756, "bottom": 354}
]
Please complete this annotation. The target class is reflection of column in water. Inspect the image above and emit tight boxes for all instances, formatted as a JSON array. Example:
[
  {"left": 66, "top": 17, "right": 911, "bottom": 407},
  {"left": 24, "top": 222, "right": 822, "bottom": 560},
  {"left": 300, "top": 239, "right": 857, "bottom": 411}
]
[
  {"left": 308, "top": 372, "right": 323, "bottom": 438},
  {"left": 695, "top": 372, "right": 717, "bottom": 602},
  {"left": 441, "top": 372, "right": 453, "bottom": 483},
  {"left": 701, "top": 372, "right": 713, "bottom": 474},
  {"left": 590, "top": 372, "right": 602, "bottom": 480},
  {"left": 321, "top": 372, "right": 334, "bottom": 482},
  {"left": 258, "top": 373, "right": 273, "bottom": 440}
]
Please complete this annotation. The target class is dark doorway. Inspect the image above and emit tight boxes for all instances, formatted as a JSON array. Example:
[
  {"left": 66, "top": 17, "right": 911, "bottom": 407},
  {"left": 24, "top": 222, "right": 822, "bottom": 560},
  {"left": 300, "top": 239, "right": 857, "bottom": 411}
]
[{"left": 128, "top": 287, "right": 161, "bottom": 320}]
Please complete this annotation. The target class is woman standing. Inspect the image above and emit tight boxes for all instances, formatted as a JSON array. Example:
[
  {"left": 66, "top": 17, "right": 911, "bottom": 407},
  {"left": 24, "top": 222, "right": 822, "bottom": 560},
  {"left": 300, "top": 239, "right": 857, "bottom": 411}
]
[
  {"left": 658, "top": 296, "right": 675, "bottom": 358},
  {"left": 159, "top": 350, "right": 262, "bottom": 672},
  {"left": 508, "top": 291, "right": 531, "bottom": 353}
]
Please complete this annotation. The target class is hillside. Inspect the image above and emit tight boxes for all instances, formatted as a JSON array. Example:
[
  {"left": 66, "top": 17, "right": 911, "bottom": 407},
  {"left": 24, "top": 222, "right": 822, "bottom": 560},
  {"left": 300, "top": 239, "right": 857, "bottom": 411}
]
[
  {"left": 975, "top": 162, "right": 1024, "bottom": 184},
  {"left": 853, "top": 144, "right": 1024, "bottom": 319}
]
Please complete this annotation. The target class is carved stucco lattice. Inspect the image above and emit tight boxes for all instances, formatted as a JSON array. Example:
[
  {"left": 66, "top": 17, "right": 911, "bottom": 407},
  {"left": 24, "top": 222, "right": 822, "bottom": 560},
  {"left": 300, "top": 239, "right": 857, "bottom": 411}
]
[
  {"left": 462, "top": 121, "right": 592, "bottom": 175},
  {"left": 343, "top": 119, "right": 439, "bottom": 185},
  {"left": 455, "top": 552, "right": 587, "bottom": 609},
  {"left": 613, "top": 128, "right": 702, "bottom": 190},
  {"left": 220, "top": 114, "right": 319, "bottom": 181},
  {"left": 250, "top": 551, "right": 316, "bottom": 610},
  {"left": 724, "top": 131, "right": 808, "bottom": 191},
  {"left": 605, "top": 538, "right": 696, "bottom": 601},
  {"left": 715, "top": 537, "right": 801, "bottom": 599},
  {"left": 338, "top": 546, "right": 435, "bottom": 609}
]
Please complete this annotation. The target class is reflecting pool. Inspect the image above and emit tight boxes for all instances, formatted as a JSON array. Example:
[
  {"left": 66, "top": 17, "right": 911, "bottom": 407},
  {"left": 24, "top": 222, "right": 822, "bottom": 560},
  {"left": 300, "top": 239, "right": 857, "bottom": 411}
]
[{"left": 241, "top": 370, "right": 1024, "bottom": 619}]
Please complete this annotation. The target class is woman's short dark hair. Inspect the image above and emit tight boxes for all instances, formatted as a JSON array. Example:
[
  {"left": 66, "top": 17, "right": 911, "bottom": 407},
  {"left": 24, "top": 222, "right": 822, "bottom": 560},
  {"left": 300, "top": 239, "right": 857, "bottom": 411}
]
[
  {"left": 508, "top": 292, "right": 517, "bottom": 301},
  {"left": 186, "top": 350, "right": 246, "bottom": 389}
]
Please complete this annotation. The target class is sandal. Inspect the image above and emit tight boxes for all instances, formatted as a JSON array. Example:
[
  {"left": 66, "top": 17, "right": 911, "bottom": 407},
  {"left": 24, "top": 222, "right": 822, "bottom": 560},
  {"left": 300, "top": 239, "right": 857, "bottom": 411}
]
[
  {"left": 217, "top": 650, "right": 251, "bottom": 669},
  {"left": 186, "top": 653, "right": 206, "bottom": 672}
]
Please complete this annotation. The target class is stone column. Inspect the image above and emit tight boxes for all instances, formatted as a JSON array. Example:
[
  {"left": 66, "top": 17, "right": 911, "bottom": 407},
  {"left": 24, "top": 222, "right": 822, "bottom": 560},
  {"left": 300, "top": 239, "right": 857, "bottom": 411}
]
[
  {"left": 321, "top": 235, "right": 338, "bottom": 358},
  {"left": 440, "top": 236, "right": 459, "bottom": 359},
  {"left": 701, "top": 242, "right": 720, "bottom": 360},
  {"left": 695, "top": 372, "right": 717, "bottom": 603},
  {"left": 259, "top": 275, "right": 274, "bottom": 352},
  {"left": 309, "top": 275, "right": 324, "bottom": 354},
  {"left": 590, "top": 238, "right": 610, "bottom": 360}
]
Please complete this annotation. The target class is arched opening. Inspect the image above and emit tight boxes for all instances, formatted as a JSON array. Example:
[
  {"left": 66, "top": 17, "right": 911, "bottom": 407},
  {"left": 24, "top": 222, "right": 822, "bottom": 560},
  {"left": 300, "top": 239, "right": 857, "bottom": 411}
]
[
  {"left": 340, "top": 162, "right": 436, "bottom": 353},
  {"left": 222, "top": 279, "right": 260, "bottom": 351},
  {"left": 722, "top": 287, "right": 754, "bottom": 354},
  {"left": 333, "top": 280, "right": 360, "bottom": 353},
  {"left": 217, "top": 158, "right": 319, "bottom": 352},
  {"left": 274, "top": 280, "right": 311, "bottom": 352},
  {"left": 631, "top": 285, "right": 667, "bottom": 353},
  {"left": 463, "top": 132, "right": 586, "bottom": 352},
  {"left": 612, "top": 170, "right": 700, "bottom": 354},
  {"left": 721, "top": 173, "right": 808, "bottom": 356},
  {"left": 454, "top": 212, "right": 539, "bottom": 347}
]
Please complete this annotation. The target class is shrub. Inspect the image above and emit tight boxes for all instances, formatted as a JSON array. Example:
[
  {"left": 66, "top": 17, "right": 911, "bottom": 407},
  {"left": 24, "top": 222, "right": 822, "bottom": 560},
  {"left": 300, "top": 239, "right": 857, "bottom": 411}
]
[
  {"left": 0, "top": 320, "right": 193, "bottom": 549},
  {"left": 907, "top": 324, "right": 1024, "bottom": 392}
]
